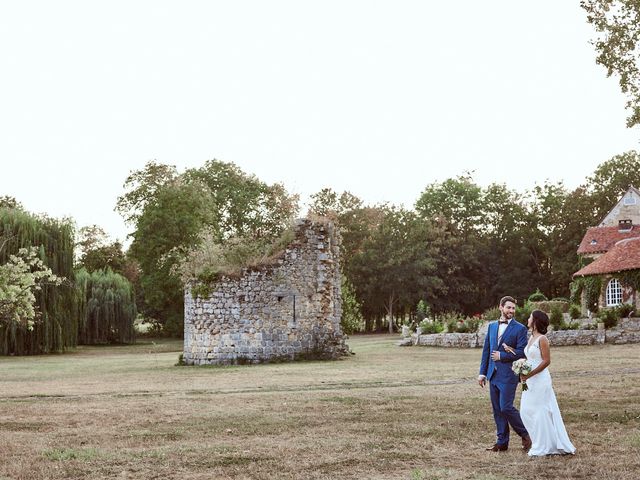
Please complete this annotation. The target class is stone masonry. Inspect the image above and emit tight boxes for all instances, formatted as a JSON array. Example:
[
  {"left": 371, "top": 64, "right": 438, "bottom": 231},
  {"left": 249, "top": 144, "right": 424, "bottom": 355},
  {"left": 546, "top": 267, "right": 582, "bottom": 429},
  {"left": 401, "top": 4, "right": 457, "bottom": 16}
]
[
  {"left": 400, "top": 317, "right": 640, "bottom": 348},
  {"left": 183, "top": 218, "right": 350, "bottom": 365}
]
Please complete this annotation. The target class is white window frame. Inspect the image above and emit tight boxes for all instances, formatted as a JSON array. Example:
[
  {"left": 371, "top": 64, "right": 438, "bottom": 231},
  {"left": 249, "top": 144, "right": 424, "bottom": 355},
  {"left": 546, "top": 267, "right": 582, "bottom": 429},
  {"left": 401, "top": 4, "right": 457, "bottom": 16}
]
[{"left": 606, "top": 278, "right": 623, "bottom": 307}]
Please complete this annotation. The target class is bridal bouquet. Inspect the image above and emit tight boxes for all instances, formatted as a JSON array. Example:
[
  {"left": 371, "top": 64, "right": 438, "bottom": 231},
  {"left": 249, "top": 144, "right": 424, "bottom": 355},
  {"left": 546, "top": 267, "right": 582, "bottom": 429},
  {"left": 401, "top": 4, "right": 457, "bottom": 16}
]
[{"left": 512, "top": 358, "right": 532, "bottom": 391}]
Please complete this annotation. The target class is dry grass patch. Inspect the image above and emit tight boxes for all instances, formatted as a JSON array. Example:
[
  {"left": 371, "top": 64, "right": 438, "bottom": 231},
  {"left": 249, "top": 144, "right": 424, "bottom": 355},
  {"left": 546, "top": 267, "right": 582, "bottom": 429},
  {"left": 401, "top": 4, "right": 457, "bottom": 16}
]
[{"left": 0, "top": 336, "right": 638, "bottom": 479}]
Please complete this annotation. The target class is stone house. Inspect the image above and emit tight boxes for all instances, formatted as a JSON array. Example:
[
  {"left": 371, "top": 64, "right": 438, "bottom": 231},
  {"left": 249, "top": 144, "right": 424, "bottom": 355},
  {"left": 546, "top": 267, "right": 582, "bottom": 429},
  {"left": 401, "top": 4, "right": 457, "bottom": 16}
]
[
  {"left": 183, "top": 218, "right": 350, "bottom": 365},
  {"left": 573, "top": 186, "right": 640, "bottom": 314}
]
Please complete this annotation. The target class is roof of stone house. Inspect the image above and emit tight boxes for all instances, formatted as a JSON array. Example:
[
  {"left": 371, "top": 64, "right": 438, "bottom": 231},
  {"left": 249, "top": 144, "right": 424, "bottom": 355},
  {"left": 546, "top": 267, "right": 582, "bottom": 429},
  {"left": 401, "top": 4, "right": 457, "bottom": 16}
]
[
  {"left": 573, "top": 237, "right": 640, "bottom": 277},
  {"left": 577, "top": 224, "right": 640, "bottom": 254}
]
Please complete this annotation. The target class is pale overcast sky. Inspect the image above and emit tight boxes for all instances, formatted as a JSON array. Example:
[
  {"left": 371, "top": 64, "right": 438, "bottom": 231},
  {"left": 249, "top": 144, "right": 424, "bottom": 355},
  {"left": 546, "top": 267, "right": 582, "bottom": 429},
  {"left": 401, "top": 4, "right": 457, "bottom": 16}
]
[{"left": 1, "top": 1, "right": 638, "bottom": 243}]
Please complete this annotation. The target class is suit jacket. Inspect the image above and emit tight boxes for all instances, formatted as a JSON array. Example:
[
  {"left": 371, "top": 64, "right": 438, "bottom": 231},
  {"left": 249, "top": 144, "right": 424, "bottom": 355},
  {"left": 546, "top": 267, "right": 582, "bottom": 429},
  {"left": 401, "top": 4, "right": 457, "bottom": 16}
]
[{"left": 479, "top": 319, "right": 528, "bottom": 384}]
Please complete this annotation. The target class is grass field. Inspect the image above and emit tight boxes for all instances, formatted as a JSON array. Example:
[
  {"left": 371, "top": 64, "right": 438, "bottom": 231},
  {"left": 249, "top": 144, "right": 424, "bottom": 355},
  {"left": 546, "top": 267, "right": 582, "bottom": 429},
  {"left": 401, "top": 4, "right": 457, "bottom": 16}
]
[{"left": 0, "top": 335, "right": 639, "bottom": 480}]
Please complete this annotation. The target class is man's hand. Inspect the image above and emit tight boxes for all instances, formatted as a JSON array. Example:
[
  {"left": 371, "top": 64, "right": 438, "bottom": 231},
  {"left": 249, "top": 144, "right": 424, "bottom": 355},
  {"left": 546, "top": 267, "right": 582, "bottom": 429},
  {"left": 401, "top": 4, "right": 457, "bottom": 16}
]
[
  {"left": 491, "top": 350, "right": 501, "bottom": 361},
  {"left": 477, "top": 375, "right": 486, "bottom": 387}
]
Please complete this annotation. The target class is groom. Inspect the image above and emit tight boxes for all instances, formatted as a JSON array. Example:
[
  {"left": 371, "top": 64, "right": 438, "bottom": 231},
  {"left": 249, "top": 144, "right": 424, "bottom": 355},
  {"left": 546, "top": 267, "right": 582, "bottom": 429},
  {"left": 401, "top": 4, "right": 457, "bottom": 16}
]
[{"left": 478, "top": 296, "right": 531, "bottom": 452}]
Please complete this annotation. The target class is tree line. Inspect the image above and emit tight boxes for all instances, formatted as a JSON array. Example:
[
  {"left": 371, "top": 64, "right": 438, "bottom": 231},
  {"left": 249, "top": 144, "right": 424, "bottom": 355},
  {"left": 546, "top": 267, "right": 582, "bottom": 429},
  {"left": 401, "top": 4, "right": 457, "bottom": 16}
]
[
  {"left": 110, "top": 151, "right": 640, "bottom": 335},
  {"left": 2, "top": 151, "right": 640, "bottom": 349}
]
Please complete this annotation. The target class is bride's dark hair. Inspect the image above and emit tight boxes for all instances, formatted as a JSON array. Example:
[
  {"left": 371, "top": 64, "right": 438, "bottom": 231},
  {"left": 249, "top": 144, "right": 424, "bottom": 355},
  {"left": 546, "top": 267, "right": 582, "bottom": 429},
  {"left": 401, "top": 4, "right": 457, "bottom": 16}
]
[{"left": 531, "top": 310, "right": 549, "bottom": 334}]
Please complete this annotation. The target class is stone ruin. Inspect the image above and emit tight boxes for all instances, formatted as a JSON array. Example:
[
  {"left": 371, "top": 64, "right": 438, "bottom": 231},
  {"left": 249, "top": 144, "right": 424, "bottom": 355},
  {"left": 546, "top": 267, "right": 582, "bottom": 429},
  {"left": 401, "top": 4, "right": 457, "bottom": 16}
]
[{"left": 183, "top": 218, "right": 350, "bottom": 365}]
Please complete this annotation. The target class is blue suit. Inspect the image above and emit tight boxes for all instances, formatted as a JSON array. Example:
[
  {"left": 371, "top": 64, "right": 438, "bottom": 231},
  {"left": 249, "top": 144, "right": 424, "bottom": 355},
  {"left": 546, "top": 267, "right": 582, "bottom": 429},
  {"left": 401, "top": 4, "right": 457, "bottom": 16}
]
[{"left": 479, "top": 319, "right": 529, "bottom": 447}]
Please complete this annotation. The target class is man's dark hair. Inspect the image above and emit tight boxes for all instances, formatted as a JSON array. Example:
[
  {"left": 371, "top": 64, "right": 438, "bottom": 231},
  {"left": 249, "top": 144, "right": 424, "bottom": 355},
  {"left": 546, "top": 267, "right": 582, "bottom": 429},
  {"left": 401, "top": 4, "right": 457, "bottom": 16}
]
[
  {"left": 500, "top": 296, "right": 517, "bottom": 307},
  {"left": 531, "top": 310, "right": 549, "bottom": 334}
]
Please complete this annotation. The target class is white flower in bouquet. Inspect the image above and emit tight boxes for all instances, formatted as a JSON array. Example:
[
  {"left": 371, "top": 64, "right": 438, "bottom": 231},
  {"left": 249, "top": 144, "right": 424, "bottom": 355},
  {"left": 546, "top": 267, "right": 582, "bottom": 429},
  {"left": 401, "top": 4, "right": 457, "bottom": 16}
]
[{"left": 512, "top": 358, "right": 532, "bottom": 391}]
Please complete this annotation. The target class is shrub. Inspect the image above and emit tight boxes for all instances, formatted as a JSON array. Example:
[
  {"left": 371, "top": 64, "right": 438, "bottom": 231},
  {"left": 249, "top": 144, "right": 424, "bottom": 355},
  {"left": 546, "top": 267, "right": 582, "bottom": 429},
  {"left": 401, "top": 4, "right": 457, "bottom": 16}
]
[
  {"left": 439, "top": 313, "right": 481, "bottom": 333},
  {"left": 528, "top": 289, "right": 548, "bottom": 302},
  {"left": 617, "top": 303, "right": 635, "bottom": 319},
  {"left": 418, "top": 319, "right": 444, "bottom": 334},
  {"left": 515, "top": 301, "right": 533, "bottom": 326},
  {"left": 551, "top": 297, "right": 570, "bottom": 303},
  {"left": 482, "top": 306, "right": 501, "bottom": 321},
  {"left": 416, "top": 300, "right": 431, "bottom": 321},
  {"left": 598, "top": 308, "right": 619, "bottom": 329},
  {"left": 549, "top": 305, "right": 564, "bottom": 331},
  {"left": 530, "top": 300, "right": 570, "bottom": 313},
  {"left": 341, "top": 276, "right": 364, "bottom": 334},
  {"left": 569, "top": 304, "right": 582, "bottom": 320}
]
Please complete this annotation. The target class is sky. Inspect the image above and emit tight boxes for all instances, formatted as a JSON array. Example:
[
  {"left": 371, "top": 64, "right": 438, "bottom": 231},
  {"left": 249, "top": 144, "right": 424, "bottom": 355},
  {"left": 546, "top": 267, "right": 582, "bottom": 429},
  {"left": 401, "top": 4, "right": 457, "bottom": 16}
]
[{"left": 1, "top": 1, "right": 639, "bottom": 244}]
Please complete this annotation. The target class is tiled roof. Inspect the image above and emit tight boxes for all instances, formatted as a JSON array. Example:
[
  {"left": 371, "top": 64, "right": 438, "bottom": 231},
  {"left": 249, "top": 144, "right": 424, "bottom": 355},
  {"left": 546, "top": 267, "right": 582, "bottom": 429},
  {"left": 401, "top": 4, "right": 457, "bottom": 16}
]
[
  {"left": 577, "top": 225, "right": 640, "bottom": 254},
  {"left": 573, "top": 237, "right": 640, "bottom": 277}
]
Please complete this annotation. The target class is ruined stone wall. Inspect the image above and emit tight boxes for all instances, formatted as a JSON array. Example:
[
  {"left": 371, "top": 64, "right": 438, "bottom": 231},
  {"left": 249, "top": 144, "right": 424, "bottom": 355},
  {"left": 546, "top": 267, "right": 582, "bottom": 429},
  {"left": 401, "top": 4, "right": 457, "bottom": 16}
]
[{"left": 183, "top": 219, "right": 350, "bottom": 365}]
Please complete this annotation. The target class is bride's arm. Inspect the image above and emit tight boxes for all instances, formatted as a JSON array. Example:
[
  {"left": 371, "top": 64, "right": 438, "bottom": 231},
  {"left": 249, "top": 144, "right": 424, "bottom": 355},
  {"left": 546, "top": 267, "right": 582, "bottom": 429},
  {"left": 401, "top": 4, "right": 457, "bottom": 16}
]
[{"left": 521, "top": 336, "right": 551, "bottom": 381}]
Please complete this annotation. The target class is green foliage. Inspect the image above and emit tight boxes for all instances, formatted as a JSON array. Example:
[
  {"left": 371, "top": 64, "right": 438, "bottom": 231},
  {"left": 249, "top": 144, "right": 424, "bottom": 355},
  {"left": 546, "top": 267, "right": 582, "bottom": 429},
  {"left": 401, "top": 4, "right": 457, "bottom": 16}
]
[
  {"left": 176, "top": 226, "right": 297, "bottom": 291},
  {"left": 482, "top": 306, "right": 501, "bottom": 321},
  {"left": 437, "top": 312, "right": 481, "bottom": 333},
  {"left": 582, "top": 1, "right": 640, "bottom": 128},
  {"left": 416, "top": 300, "right": 431, "bottom": 321},
  {"left": 530, "top": 300, "right": 570, "bottom": 314},
  {"left": 0, "top": 208, "right": 77, "bottom": 355},
  {"left": 528, "top": 289, "right": 548, "bottom": 302},
  {"left": 0, "top": 247, "right": 64, "bottom": 351},
  {"left": 418, "top": 318, "right": 445, "bottom": 334},
  {"left": 598, "top": 307, "right": 619, "bottom": 329},
  {"left": 75, "top": 268, "right": 136, "bottom": 344},
  {"left": 119, "top": 160, "right": 299, "bottom": 334},
  {"left": 573, "top": 276, "right": 602, "bottom": 313},
  {"left": 618, "top": 269, "right": 640, "bottom": 292},
  {"left": 515, "top": 301, "right": 533, "bottom": 326},
  {"left": 617, "top": 303, "right": 635, "bottom": 319},
  {"left": 75, "top": 225, "right": 130, "bottom": 275},
  {"left": 569, "top": 304, "right": 582, "bottom": 320},
  {"left": 340, "top": 276, "right": 364, "bottom": 335},
  {"left": 549, "top": 305, "right": 565, "bottom": 331}
]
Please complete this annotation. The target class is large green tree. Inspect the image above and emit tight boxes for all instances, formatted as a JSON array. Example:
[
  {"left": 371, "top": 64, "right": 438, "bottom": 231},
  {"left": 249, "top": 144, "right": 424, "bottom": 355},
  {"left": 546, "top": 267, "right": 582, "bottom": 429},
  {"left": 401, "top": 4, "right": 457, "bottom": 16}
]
[
  {"left": 582, "top": 0, "right": 640, "bottom": 128},
  {"left": 119, "top": 160, "right": 299, "bottom": 335},
  {"left": 586, "top": 150, "right": 640, "bottom": 220}
]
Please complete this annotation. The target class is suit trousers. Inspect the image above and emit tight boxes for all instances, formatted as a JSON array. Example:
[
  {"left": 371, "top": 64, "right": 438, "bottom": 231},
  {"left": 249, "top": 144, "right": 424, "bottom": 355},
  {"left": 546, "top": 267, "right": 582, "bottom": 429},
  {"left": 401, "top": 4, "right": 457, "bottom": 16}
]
[{"left": 489, "top": 380, "right": 528, "bottom": 446}]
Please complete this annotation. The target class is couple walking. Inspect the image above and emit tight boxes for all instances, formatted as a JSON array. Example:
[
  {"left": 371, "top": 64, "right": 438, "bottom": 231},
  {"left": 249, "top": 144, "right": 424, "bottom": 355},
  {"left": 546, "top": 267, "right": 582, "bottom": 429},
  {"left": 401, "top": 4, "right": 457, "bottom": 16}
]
[{"left": 478, "top": 296, "right": 576, "bottom": 456}]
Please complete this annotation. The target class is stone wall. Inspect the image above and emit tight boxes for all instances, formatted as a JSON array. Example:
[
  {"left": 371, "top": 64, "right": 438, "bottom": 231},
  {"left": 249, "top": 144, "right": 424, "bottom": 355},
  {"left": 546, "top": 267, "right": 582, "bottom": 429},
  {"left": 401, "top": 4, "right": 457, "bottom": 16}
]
[
  {"left": 400, "top": 318, "right": 640, "bottom": 348},
  {"left": 183, "top": 219, "right": 350, "bottom": 365}
]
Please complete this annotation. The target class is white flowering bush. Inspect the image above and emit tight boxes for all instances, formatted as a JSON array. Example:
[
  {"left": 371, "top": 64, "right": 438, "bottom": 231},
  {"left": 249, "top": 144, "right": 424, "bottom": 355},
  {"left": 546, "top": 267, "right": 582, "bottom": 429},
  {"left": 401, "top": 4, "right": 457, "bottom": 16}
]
[{"left": 0, "top": 247, "right": 63, "bottom": 330}]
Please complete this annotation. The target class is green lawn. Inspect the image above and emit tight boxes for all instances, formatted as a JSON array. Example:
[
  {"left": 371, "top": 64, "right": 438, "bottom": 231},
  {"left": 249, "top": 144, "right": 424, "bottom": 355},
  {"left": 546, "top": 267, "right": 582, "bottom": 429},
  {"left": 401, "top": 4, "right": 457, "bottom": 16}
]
[{"left": 0, "top": 335, "right": 638, "bottom": 479}]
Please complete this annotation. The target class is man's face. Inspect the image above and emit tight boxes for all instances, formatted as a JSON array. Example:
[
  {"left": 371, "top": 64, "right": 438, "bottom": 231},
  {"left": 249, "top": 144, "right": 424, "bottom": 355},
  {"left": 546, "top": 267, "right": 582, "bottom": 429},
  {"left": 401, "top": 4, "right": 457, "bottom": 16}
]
[{"left": 500, "top": 301, "right": 516, "bottom": 319}]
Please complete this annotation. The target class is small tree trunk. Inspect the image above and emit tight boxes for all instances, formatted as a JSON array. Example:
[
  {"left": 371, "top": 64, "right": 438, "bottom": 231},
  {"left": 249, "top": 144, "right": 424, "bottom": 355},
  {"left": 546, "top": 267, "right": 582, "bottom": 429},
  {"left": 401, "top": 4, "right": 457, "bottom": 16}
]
[{"left": 386, "top": 292, "right": 396, "bottom": 334}]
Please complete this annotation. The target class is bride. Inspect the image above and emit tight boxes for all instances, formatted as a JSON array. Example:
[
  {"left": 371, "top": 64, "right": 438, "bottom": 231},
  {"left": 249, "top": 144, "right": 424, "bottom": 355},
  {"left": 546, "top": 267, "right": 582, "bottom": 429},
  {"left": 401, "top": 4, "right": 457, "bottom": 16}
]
[{"left": 504, "top": 310, "right": 576, "bottom": 456}]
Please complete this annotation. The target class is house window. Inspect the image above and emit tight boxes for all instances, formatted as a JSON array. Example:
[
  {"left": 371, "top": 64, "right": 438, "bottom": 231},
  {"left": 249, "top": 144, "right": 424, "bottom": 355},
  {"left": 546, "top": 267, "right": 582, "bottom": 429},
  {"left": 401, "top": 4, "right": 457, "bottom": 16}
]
[
  {"left": 623, "top": 195, "right": 636, "bottom": 206},
  {"left": 606, "top": 278, "right": 623, "bottom": 306}
]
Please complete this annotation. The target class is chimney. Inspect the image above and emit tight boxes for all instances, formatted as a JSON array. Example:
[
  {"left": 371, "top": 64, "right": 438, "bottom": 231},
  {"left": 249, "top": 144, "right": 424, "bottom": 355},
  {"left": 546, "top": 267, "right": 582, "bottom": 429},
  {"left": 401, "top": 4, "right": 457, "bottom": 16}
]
[{"left": 619, "top": 219, "right": 633, "bottom": 232}]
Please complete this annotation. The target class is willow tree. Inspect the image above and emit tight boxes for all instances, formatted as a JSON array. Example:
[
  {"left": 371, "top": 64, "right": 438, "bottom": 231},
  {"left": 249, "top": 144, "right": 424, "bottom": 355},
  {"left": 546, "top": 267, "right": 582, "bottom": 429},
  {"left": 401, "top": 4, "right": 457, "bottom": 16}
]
[
  {"left": 0, "top": 208, "right": 77, "bottom": 355},
  {"left": 76, "top": 268, "right": 136, "bottom": 344}
]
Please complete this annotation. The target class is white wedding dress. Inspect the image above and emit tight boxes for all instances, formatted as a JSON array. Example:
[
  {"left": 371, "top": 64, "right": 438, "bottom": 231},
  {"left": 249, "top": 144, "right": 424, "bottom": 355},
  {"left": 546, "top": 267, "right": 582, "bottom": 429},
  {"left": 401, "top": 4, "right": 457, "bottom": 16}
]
[{"left": 520, "top": 336, "right": 576, "bottom": 456}]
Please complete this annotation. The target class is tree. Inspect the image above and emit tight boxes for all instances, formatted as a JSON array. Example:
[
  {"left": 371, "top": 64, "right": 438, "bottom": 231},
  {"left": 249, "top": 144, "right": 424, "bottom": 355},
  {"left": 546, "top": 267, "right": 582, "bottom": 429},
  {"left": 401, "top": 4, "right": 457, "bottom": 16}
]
[
  {"left": 76, "top": 268, "right": 136, "bottom": 345},
  {"left": 119, "top": 160, "right": 299, "bottom": 335},
  {"left": 582, "top": 0, "right": 640, "bottom": 128},
  {"left": 415, "top": 173, "right": 483, "bottom": 235},
  {"left": 348, "top": 207, "right": 446, "bottom": 332},
  {"left": 586, "top": 150, "right": 640, "bottom": 220},
  {"left": 0, "top": 196, "right": 23, "bottom": 210},
  {"left": 0, "top": 247, "right": 63, "bottom": 354},
  {"left": 76, "top": 225, "right": 128, "bottom": 274},
  {"left": 0, "top": 208, "right": 77, "bottom": 355}
]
